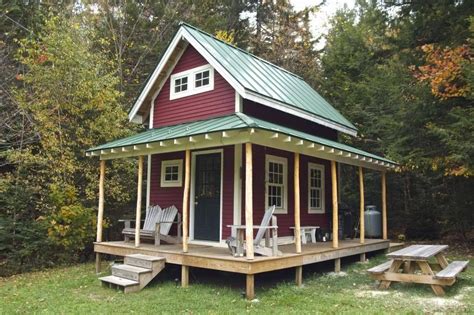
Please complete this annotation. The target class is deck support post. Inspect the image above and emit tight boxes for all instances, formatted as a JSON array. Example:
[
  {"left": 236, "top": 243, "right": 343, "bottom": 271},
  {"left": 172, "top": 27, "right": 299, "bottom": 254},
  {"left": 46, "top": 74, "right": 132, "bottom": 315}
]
[
  {"left": 295, "top": 265, "right": 303, "bottom": 287},
  {"left": 135, "top": 156, "right": 144, "bottom": 247},
  {"left": 359, "top": 167, "right": 365, "bottom": 244},
  {"left": 95, "top": 160, "right": 105, "bottom": 274},
  {"left": 181, "top": 265, "right": 189, "bottom": 288},
  {"left": 245, "top": 143, "right": 254, "bottom": 260},
  {"left": 246, "top": 274, "right": 255, "bottom": 300},
  {"left": 382, "top": 171, "right": 387, "bottom": 240},
  {"left": 182, "top": 149, "right": 191, "bottom": 253},
  {"left": 335, "top": 258, "right": 341, "bottom": 273},
  {"left": 294, "top": 153, "right": 301, "bottom": 254},
  {"left": 360, "top": 253, "right": 366, "bottom": 262},
  {"left": 331, "top": 161, "right": 339, "bottom": 248}
]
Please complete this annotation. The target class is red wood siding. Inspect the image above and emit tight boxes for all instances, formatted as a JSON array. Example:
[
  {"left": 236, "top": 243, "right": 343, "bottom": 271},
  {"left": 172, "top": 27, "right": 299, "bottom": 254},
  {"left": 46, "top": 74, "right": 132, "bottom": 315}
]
[
  {"left": 149, "top": 146, "right": 234, "bottom": 240},
  {"left": 242, "top": 144, "right": 331, "bottom": 237},
  {"left": 150, "top": 151, "right": 185, "bottom": 210},
  {"left": 243, "top": 100, "right": 338, "bottom": 140},
  {"left": 153, "top": 46, "right": 235, "bottom": 127}
]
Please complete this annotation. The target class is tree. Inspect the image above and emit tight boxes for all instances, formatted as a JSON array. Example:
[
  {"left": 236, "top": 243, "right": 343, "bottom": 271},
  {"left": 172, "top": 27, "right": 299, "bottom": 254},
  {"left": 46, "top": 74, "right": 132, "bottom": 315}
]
[
  {"left": 0, "top": 15, "right": 135, "bottom": 274},
  {"left": 320, "top": 0, "right": 474, "bottom": 240}
]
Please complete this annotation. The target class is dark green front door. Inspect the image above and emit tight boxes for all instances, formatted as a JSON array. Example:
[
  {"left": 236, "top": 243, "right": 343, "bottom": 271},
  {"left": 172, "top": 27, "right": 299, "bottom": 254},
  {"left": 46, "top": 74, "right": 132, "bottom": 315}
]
[{"left": 193, "top": 152, "right": 221, "bottom": 241}]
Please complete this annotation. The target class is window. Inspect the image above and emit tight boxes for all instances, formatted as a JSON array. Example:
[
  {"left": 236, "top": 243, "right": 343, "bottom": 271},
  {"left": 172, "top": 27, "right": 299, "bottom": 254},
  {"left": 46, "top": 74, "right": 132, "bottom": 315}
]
[
  {"left": 174, "top": 76, "right": 188, "bottom": 93},
  {"left": 308, "top": 163, "right": 325, "bottom": 213},
  {"left": 195, "top": 69, "right": 210, "bottom": 88},
  {"left": 161, "top": 159, "right": 183, "bottom": 187},
  {"left": 170, "top": 64, "right": 214, "bottom": 100},
  {"left": 265, "top": 155, "right": 288, "bottom": 214}
]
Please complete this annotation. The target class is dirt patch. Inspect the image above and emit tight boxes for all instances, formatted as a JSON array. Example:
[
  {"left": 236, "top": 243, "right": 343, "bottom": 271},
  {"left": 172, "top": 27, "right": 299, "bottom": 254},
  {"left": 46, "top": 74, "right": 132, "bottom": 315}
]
[
  {"left": 326, "top": 271, "right": 348, "bottom": 277},
  {"left": 355, "top": 290, "right": 391, "bottom": 298}
]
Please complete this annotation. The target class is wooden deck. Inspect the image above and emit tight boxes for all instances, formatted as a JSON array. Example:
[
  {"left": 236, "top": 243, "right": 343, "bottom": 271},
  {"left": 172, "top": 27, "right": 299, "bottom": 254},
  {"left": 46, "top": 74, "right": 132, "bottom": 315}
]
[{"left": 95, "top": 238, "right": 389, "bottom": 275}]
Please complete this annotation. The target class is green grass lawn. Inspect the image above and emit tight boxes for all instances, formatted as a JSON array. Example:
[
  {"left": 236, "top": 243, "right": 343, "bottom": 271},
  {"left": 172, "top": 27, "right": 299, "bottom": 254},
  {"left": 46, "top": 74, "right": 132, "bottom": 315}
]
[{"left": 1, "top": 253, "right": 472, "bottom": 314}]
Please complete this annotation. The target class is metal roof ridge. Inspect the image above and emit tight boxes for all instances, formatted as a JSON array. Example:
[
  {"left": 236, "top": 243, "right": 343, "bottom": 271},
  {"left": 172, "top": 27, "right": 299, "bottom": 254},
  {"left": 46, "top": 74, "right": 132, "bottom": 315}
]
[{"left": 179, "top": 22, "right": 304, "bottom": 80}]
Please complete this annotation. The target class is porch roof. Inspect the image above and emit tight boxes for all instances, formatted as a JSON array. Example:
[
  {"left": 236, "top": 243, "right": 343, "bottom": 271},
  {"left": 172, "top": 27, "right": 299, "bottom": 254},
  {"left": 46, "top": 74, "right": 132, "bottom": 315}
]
[{"left": 86, "top": 113, "right": 398, "bottom": 170}]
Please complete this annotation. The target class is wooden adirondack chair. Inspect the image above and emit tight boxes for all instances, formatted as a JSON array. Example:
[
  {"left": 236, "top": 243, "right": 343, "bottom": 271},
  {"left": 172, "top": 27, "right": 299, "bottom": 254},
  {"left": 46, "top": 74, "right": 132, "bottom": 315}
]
[
  {"left": 226, "top": 205, "right": 281, "bottom": 257},
  {"left": 122, "top": 205, "right": 181, "bottom": 245},
  {"left": 155, "top": 205, "right": 182, "bottom": 245}
]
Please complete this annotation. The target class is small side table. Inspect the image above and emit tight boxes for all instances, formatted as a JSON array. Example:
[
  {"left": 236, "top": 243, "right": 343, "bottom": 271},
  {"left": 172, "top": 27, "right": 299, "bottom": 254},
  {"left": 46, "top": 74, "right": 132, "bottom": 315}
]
[{"left": 290, "top": 226, "right": 320, "bottom": 244}]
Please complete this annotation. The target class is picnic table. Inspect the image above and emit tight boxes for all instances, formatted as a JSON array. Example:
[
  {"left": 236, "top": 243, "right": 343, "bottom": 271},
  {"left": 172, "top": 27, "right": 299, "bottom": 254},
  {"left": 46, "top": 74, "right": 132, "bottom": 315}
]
[{"left": 368, "top": 244, "right": 469, "bottom": 296}]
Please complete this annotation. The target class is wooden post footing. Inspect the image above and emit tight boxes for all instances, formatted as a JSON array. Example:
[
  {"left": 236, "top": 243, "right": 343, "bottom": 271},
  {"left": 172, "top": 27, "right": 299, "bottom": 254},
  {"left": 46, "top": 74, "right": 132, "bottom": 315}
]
[
  {"left": 95, "top": 253, "right": 101, "bottom": 274},
  {"left": 360, "top": 253, "right": 366, "bottom": 262},
  {"left": 295, "top": 266, "right": 303, "bottom": 287},
  {"left": 246, "top": 274, "right": 255, "bottom": 300},
  {"left": 335, "top": 258, "right": 341, "bottom": 273},
  {"left": 181, "top": 265, "right": 189, "bottom": 288}
]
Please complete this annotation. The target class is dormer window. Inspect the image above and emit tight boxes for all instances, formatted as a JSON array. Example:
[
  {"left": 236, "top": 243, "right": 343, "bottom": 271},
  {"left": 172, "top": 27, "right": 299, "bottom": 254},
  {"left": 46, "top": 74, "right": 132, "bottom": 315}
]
[
  {"left": 174, "top": 76, "right": 188, "bottom": 93},
  {"left": 195, "top": 69, "right": 210, "bottom": 88},
  {"left": 170, "top": 64, "right": 214, "bottom": 100}
]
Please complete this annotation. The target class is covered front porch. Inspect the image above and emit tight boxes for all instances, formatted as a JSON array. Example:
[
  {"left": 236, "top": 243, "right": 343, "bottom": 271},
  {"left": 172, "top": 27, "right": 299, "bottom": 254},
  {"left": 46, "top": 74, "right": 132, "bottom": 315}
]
[{"left": 87, "top": 113, "right": 397, "bottom": 299}]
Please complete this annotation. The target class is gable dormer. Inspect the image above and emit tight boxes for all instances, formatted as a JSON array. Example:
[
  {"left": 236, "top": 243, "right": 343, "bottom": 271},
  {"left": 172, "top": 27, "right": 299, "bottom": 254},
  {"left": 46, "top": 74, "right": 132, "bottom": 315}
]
[
  {"left": 152, "top": 46, "right": 235, "bottom": 128},
  {"left": 129, "top": 23, "right": 358, "bottom": 138}
]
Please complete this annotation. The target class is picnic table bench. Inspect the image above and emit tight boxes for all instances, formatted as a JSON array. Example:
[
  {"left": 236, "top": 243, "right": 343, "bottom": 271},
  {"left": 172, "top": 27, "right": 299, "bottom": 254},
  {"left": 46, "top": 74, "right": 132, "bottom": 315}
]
[{"left": 368, "top": 245, "right": 469, "bottom": 296}]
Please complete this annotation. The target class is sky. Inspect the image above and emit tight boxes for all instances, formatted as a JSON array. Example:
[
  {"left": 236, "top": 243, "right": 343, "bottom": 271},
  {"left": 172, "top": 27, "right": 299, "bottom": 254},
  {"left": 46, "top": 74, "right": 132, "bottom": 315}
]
[{"left": 290, "top": 0, "right": 356, "bottom": 47}]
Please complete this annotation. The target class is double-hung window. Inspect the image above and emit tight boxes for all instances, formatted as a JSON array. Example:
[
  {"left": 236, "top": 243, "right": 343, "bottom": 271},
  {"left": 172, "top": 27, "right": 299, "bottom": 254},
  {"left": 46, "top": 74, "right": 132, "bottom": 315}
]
[
  {"left": 170, "top": 64, "right": 214, "bottom": 100},
  {"left": 161, "top": 159, "right": 183, "bottom": 187},
  {"left": 308, "top": 163, "right": 325, "bottom": 213},
  {"left": 265, "top": 155, "right": 288, "bottom": 214}
]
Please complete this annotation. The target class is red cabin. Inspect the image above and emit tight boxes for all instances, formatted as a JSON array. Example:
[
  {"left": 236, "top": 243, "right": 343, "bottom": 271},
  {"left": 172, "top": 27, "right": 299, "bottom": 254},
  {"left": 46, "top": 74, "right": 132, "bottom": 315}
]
[{"left": 88, "top": 23, "right": 397, "bottom": 298}]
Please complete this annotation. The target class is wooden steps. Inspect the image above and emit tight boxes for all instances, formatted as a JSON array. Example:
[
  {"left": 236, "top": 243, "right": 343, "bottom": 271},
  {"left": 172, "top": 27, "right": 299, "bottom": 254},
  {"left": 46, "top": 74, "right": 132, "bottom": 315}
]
[{"left": 99, "top": 254, "right": 165, "bottom": 293}]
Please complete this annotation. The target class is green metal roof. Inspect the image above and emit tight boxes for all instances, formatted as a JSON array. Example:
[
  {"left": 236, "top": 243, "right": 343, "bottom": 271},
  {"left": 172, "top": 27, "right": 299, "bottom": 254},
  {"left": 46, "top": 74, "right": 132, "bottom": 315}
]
[
  {"left": 181, "top": 23, "right": 357, "bottom": 132},
  {"left": 87, "top": 115, "right": 247, "bottom": 152},
  {"left": 249, "top": 116, "right": 395, "bottom": 164},
  {"left": 87, "top": 113, "right": 395, "bottom": 166}
]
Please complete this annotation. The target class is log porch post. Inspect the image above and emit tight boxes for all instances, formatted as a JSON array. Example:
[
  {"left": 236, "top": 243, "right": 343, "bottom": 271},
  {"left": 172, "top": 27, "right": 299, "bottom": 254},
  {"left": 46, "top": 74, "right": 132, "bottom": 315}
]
[
  {"left": 382, "top": 171, "right": 387, "bottom": 240},
  {"left": 182, "top": 149, "right": 191, "bottom": 253},
  {"left": 245, "top": 143, "right": 254, "bottom": 260},
  {"left": 95, "top": 159, "right": 105, "bottom": 273},
  {"left": 294, "top": 152, "right": 301, "bottom": 254},
  {"left": 331, "top": 160, "right": 339, "bottom": 248},
  {"left": 135, "top": 155, "right": 144, "bottom": 247},
  {"left": 359, "top": 166, "right": 365, "bottom": 244}
]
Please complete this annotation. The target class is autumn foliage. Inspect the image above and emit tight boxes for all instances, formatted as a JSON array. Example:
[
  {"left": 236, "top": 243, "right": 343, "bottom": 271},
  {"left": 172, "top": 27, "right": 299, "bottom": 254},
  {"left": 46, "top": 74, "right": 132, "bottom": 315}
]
[{"left": 414, "top": 44, "right": 472, "bottom": 99}]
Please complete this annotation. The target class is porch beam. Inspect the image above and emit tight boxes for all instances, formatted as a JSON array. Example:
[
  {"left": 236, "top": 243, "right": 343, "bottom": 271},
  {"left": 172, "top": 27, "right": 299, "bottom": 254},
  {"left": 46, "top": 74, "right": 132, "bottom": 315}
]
[
  {"left": 245, "top": 143, "right": 254, "bottom": 260},
  {"left": 95, "top": 160, "right": 105, "bottom": 273},
  {"left": 331, "top": 160, "right": 339, "bottom": 248},
  {"left": 294, "top": 152, "right": 302, "bottom": 253},
  {"left": 359, "top": 166, "right": 365, "bottom": 244},
  {"left": 382, "top": 171, "right": 388, "bottom": 240},
  {"left": 182, "top": 149, "right": 191, "bottom": 252},
  {"left": 135, "top": 156, "right": 144, "bottom": 247}
]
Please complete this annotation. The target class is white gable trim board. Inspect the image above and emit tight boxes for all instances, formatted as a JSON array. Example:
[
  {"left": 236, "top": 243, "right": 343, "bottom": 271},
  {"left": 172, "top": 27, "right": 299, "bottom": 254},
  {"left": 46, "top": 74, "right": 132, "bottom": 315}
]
[{"left": 128, "top": 26, "right": 358, "bottom": 137}]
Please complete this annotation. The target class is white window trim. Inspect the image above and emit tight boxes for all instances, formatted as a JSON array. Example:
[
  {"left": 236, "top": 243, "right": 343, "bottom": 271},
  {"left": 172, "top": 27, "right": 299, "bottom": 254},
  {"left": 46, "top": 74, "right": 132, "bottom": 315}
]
[
  {"left": 160, "top": 159, "right": 183, "bottom": 187},
  {"left": 308, "top": 162, "right": 325, "bottom": 214},
  {"left": 170, "top": 64, "right": 214, "bottom": 100},
  {"left": 265, "top": 154, "right": 288, "bottom": 214}
]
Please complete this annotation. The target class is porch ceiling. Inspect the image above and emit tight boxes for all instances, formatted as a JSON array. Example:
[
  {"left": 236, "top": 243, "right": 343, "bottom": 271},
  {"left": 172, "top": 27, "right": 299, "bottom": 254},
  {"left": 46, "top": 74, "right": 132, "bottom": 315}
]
[{"left": 86, "top": 113, "right": 398, "bottom": 171}]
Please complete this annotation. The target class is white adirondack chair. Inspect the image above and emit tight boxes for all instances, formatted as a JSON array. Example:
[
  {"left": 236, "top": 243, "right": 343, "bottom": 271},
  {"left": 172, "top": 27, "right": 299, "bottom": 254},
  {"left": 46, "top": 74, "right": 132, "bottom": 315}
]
[
  {"left": 226, "top": 205, "right": 281, "bottom": 256},
  {"left": 122, "top": 205, "right": 181, "bottom": 245}
]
